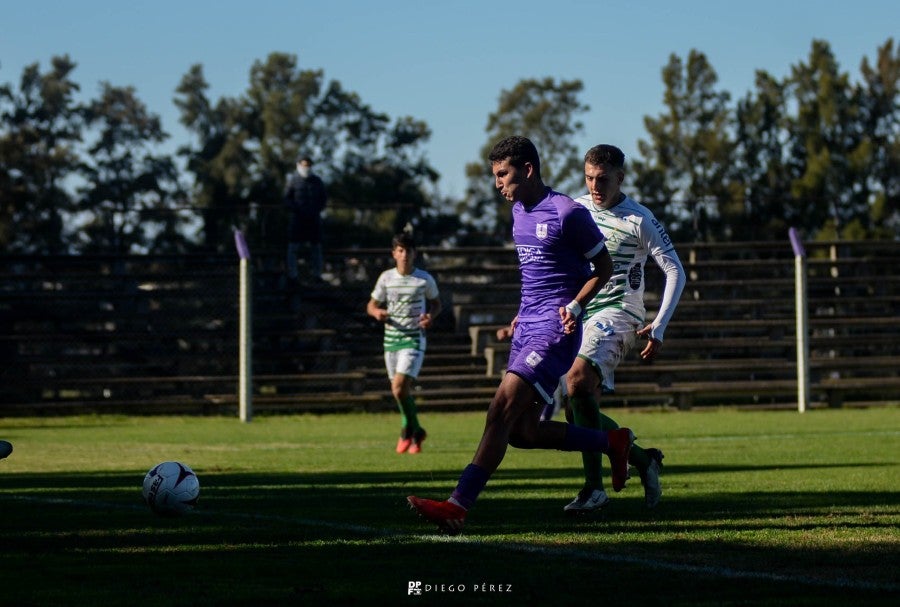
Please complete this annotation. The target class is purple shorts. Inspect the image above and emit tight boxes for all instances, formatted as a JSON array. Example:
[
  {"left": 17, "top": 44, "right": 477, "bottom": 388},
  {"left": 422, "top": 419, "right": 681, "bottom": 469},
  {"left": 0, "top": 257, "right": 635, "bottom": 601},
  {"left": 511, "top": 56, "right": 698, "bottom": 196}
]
[{"left": 507, "top": 318, "right": 581, "bottom": 404}]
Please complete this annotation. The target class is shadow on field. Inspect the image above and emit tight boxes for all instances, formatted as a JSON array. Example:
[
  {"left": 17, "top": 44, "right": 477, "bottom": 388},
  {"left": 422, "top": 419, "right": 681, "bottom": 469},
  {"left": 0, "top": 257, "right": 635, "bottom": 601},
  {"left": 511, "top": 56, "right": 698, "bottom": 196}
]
[
  {"left": 1, "top": 467, "right": 896, "bottom": 532},
  {"left": 1, "top": 468, "right": 897, "bottom": 605}
]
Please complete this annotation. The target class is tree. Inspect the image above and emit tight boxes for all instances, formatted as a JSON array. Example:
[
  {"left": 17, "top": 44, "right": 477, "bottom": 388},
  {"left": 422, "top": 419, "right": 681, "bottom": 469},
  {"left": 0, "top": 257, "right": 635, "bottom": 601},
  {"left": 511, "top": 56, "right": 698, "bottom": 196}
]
[
  {"left": 857, "top": 38, "right": 900, "bottom": 237},
  {"left": 176, "top": 53, "right": 443, "bottom": 251},
  {"left": 461, "top": 78, "right": 589, "bottom": 242},
  {"left": 75, "top": 83, "right": 185, "bottom": 253},
  {"left": 786, "top": 40, "right": 867, "bottom": 237},
  {"left": 0, "top": 55, "right": 82, "bottom": 253},
  {"left": 731, "top": 38, "right": 900, "bottom": 241},
  {"left": 175, "top": 64, "right": 256, "bottom": 250},
  {"left": 632, "top": 51, "right": 735, "bottom": 241},
  {"left": 733, "top": 70, "right": 793, "bottom": 240},
  {"left": 321, "top": 88, "right": 444, "bottom": 245},
  {"left": 240, "top": 53, "right": 328, "bottom": 248}
]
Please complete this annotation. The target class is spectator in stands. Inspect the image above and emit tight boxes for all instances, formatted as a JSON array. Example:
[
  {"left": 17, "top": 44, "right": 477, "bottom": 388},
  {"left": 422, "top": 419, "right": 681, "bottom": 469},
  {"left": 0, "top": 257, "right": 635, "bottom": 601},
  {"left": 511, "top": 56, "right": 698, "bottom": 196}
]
[
  {"left": 284, "top": 156, "right": 328, "bottom": 285},
  {"left": 560, "top": 144, "right": 686, "bottom": 513},
  {"left": 367, "top": 231, "right": 442, "bottom": 454},
  {"left": 407, "top": 136, "right": 634, "bottom": 535}
]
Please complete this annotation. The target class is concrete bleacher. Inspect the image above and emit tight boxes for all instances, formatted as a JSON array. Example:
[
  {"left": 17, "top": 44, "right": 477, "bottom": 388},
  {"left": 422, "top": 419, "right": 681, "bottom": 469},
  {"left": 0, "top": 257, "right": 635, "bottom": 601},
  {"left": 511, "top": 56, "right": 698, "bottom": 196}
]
[
  {"left": 428, "top": 240, "right": 900, "bottom": 411},
  {"left": 0, "top": 254, "right": 366, "bottom": 414},
  {"left": 1, "top": 240, "right": 898, "bottom": 415}
]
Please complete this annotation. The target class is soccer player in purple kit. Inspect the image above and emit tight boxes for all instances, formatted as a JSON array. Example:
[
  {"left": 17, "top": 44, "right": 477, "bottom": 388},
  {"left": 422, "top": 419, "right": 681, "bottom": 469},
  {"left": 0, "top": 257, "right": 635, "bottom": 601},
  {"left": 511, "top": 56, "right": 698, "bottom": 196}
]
[{"left": 407, "top": 136, "right": 635, "bottom": 535}]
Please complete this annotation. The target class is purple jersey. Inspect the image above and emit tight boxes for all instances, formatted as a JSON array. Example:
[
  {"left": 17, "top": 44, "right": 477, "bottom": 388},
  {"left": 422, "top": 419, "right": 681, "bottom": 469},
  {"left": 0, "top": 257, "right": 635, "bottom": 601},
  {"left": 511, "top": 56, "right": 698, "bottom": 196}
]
[
  {"left": 506, "top": 188, "right": 607, "bottom": 403},
  {"left": 512, "top": 189, "right": 607, "bottom": 322}
]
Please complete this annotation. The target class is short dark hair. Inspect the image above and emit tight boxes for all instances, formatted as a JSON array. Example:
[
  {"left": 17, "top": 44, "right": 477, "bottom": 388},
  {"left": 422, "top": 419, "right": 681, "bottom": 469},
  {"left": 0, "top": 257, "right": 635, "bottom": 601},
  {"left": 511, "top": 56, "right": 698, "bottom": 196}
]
[
  {"left": 584, "top": 144, "right": 625, "bottom": 170},
  {"left": 297, "top": 156, "right": 313, "bottom": 164},
  {"left": 391, "top": 231, "right": 416, "bottom": 250},
  {"left": 489, "top": 136, "right": 541, "bottom": 175}
]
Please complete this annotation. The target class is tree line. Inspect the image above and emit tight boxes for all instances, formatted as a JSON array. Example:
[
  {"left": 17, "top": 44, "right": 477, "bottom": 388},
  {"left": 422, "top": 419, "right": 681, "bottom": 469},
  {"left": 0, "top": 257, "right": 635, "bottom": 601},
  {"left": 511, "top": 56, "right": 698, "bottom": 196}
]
[{"left": 1, "top": 38, "right": 897, "bottom": 255}]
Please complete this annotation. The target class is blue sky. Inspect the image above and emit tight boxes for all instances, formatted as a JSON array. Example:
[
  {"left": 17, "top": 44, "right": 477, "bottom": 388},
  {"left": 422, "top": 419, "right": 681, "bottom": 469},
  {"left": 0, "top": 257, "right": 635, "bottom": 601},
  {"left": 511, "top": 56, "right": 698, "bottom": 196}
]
[{"left": 2, "top": 1, "right": 897, "bottom": 198}]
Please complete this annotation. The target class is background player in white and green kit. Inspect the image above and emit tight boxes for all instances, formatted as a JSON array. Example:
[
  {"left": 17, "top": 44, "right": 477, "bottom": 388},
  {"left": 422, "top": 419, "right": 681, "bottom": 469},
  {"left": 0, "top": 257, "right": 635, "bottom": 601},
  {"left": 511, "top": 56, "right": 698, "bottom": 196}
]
[
  {"left": 562, "top": 144, "right": 686, "bottom": 513},
  {"left": 367, "top": 232, "right": 442, "bottom": 454}
]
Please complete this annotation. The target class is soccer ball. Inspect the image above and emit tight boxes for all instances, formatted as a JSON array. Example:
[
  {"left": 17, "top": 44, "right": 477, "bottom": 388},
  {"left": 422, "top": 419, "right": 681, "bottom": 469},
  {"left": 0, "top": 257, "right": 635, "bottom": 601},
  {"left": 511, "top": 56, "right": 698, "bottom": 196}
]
[{"left": 142, "top": 461, "right": 200, "bottom": 517}]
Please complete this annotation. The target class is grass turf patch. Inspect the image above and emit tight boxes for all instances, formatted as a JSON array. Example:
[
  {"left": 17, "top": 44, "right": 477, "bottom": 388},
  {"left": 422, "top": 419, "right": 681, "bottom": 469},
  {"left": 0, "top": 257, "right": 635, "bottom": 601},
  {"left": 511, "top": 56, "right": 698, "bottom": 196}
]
[{"left": 1, "top": 408, "right": 898, "bottom": 605}]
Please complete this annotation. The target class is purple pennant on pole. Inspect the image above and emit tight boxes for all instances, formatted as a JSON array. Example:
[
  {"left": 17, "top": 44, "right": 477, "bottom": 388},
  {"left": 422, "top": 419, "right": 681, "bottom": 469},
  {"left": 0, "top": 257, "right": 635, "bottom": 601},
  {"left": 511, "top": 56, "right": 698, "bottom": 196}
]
[
  {"left": 788, "top": 227, "right": 805, "bottom": 258},
  {"left": 233, "top": 230, "right": 251, "bottom": 260}
]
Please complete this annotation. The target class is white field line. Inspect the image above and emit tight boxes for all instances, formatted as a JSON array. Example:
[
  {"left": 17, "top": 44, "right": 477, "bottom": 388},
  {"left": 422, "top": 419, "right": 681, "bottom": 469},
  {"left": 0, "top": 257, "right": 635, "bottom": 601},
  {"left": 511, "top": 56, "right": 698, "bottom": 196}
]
[
  {"left": 667, "top": 429, "right": 900, "bottom": 443},
  {"left": 6, "top": 494, "right": 899, "bottom": 594}
]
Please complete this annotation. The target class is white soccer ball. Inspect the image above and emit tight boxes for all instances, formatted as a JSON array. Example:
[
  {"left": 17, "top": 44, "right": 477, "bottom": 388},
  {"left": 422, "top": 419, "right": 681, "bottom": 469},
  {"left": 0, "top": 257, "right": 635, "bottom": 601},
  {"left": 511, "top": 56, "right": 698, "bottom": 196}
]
[{"left": 142, "top": 461, "right": 200, "bottom": 517}]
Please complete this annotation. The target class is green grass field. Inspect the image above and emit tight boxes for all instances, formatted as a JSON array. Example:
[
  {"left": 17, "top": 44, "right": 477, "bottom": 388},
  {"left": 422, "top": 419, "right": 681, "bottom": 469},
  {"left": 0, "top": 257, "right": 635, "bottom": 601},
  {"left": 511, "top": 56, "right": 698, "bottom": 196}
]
[{"left": 1, "top": 408, "right": 898, "bottom": 606}]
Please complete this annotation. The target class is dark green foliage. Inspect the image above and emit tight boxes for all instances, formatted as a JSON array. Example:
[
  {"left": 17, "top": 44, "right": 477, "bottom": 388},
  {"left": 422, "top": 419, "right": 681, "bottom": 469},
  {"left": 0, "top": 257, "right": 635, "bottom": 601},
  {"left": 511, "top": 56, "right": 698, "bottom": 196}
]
[
  {"left": 633, "top": 50, "right": 734, "bottom": 241},
  {"left": 77, "top": 83, "right": 185, "bottom": 254},
  {"left": 174, "top": 53, "right": 446, "bottom": 252},
  {"left": 462, "top": 77, "right": 589, "bottom": 241},
  {"left": 634, "top": 38, "right": 900, "bottom": 242},
  {"left": 0, "top": 56, "right": 83, "bottom": 253},
  {"left": 2, "top": 38, "right": 898, "bottom": 253}
]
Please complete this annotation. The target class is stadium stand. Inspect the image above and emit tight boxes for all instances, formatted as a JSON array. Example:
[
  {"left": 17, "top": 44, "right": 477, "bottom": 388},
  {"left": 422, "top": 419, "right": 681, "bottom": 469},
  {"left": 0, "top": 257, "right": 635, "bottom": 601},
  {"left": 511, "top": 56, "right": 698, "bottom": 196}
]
[{"left": 1, "top": 240, "right": 898, "bottom": 415}]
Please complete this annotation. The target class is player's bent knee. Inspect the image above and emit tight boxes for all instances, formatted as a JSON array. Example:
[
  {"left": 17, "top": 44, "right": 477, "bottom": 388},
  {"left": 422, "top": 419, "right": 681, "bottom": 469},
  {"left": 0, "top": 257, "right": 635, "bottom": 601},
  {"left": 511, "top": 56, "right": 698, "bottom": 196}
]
[
  {"left": 486, "top": 395, "right": 521, "bottom": 426},
  {"left": 567, "top": 360, "right": 599, "bottom": 393}
]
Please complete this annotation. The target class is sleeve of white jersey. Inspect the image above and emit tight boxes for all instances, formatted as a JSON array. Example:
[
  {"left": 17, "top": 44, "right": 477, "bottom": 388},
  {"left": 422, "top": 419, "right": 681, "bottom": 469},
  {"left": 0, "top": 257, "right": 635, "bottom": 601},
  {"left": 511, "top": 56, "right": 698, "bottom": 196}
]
[
  {"left": 370, "top": 271, "right": 388, "bottom": 302},
  {"left": 425, "top": 272, "right": 439, "bottom": 300},
  {"left": 642, "top": 217, "right": 686, "bottom": 342}
]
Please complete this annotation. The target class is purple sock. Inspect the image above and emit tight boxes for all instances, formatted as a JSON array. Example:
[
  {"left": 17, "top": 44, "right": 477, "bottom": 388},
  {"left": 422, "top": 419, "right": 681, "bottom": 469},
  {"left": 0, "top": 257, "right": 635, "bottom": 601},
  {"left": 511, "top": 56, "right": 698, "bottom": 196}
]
[
  {"left": 562, "top": 424, "right": 609, "bottom": 452},
  {"left": 450, "top": 463, "right": 490, "bottom": 510}
]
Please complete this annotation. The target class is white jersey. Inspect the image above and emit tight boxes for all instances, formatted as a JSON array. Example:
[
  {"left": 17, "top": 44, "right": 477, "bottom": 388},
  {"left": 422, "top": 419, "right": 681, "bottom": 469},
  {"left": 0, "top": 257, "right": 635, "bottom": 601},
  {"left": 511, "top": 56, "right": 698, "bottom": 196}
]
[
  {"left": 370, "top": 267, "right": 439, "bottom": 352},
  {"left": 573, "top": 194, "right": 685, "bottom": 342}
]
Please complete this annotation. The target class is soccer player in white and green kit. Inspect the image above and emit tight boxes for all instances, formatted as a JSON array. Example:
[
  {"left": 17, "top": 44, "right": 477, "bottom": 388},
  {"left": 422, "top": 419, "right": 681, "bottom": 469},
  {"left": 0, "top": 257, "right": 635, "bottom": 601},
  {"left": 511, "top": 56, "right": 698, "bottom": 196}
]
[
  {"left": 367, "top": 232, "right": 442, "bottom": 454},
  {"left": 562, "top": 144, "right": 686, "bottom": 512}
]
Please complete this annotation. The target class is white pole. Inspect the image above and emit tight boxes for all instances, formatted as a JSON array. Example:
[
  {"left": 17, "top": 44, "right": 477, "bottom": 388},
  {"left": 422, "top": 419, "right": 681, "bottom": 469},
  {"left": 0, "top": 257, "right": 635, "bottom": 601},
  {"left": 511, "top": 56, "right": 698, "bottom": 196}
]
[
  {"left": 789, "top": 228, "right": 809, "bottom": 413},
  {"left": 234, "top": 230, "right": 252, "bottom": 422}
]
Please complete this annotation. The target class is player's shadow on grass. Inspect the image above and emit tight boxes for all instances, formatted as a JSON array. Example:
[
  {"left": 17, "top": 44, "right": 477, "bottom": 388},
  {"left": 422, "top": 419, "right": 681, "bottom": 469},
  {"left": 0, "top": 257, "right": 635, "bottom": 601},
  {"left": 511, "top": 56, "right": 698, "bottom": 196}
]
[
  {"left": 3, "top": 467, "right": 896, "bottom": 532},
  {"left": 2, "top": 469, "right": 898, "bottom": 601},
  {"left": 0, "top": 459, "right": 881, "bottom": 491}
]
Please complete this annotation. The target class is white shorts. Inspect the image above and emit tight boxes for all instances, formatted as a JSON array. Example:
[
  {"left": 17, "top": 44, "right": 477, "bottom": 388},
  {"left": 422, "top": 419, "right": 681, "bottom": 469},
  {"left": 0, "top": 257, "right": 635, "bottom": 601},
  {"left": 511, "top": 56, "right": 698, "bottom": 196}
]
[
  {"left": 576, "top": 309, "right": 639, "bottom": 392},
  {"left": 384, "top": 348, "right": 425, "bottom": 379}
]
